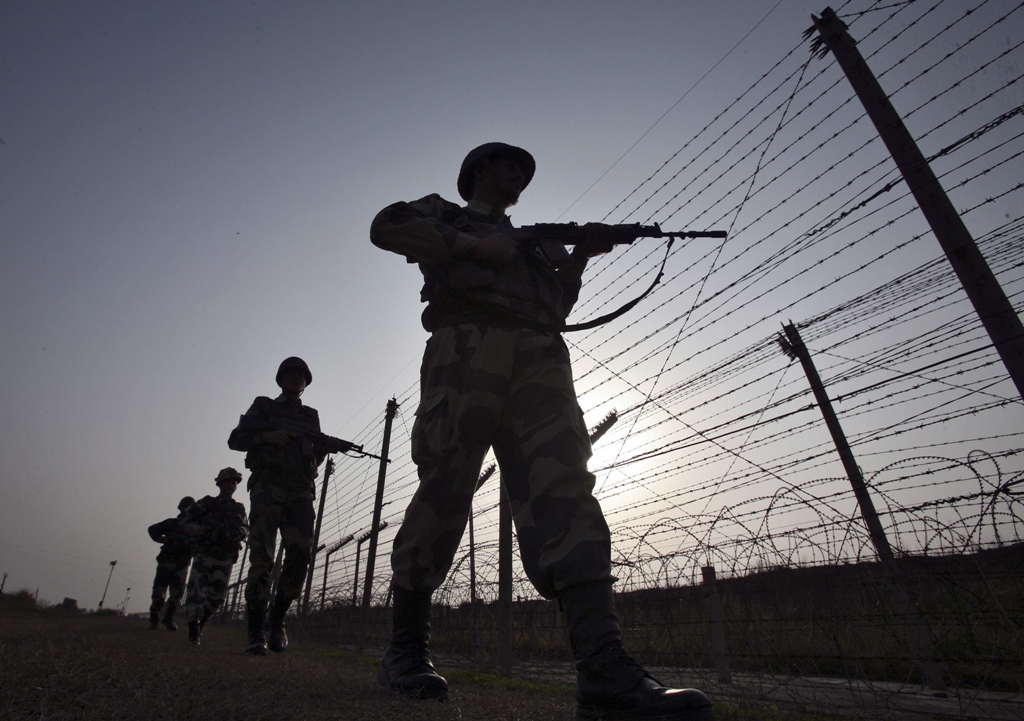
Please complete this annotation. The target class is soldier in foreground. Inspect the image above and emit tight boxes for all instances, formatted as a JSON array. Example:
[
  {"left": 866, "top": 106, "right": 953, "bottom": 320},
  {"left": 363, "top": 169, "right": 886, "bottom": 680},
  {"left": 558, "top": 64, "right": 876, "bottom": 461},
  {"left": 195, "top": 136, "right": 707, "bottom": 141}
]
[
  {"left": 146, "top": 495, "right": 195, "bottom": 630},
  {"left": 370, "top": 143, "right": 714, "bottom": 720},
  {"left": 228, "top": 357, "right": 347, "bottom": 655},
  {"left": 182, "top": 467, "right": 249, "bottom": 645}
]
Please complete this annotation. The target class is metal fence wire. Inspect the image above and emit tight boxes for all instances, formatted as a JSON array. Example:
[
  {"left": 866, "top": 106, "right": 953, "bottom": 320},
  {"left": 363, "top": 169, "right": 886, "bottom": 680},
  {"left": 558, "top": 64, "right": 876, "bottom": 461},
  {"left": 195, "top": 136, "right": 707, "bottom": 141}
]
[{"left": 224, "top": 2, "right": 1024, "bottom": 718}]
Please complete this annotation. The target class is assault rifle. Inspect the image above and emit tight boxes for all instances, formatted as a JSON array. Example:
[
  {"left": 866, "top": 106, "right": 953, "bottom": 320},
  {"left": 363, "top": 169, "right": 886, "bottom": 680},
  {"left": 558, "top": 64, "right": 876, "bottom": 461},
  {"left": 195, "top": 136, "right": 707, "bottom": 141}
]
[
  {"left": 236, "top": 415, "right": 386, "bottom": 462},
  {"left": 499, "top": 222, "right": 728, "bottom": 269}
]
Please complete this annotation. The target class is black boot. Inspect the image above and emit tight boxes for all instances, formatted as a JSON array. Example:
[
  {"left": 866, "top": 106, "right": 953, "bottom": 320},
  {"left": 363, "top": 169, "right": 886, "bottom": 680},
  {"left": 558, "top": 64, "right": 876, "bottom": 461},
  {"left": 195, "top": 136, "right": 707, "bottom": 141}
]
[
  {"left": 149, "top": 608, "right": 160, "bottom": 630},
  {"left": 245, "top": 602, "right": 268, "bottom": 656},
  {"left": 560, "top": 581, "right": 714, "bottom": 721},
  {"left": 266, "top": 595, "right": 291, "bottom": 653},
  {"left": 161, "top": 600, "right": 179, "bottom": 631},
  {"left": 378, "top": 586, "right": 448, "bottom": 701},
  {"left": 188, "top": 618, "right": 202, "bottom": 646}
]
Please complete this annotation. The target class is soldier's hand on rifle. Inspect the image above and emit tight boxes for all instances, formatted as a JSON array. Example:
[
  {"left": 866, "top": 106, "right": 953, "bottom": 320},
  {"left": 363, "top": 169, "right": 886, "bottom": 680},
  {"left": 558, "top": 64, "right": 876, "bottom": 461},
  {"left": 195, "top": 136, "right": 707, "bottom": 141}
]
[
  {"left": 572, "top": 223, "right": 618, "bottom": 259},
  {"left": 473, "top": 233, "right": 517, "bottom": 266},
  {"left": 260, "top": 429, "right": 294, "bottom": 446}
]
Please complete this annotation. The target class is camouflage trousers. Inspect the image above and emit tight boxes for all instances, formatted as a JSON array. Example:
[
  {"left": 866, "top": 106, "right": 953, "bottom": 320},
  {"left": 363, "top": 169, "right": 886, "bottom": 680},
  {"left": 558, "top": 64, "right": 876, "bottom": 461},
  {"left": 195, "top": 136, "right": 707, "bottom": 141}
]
[
  {"left": 244, "top": 479, "right": 315, "bottom": 607},
  {"left": 149, "top": 555, "right": 191, "bottom": 614},
  {"left": 392, "top": 323, "right": 612, "bottom": 599},
  {"left": 184, "top": 553, "right": 234, "bottom": 621}
]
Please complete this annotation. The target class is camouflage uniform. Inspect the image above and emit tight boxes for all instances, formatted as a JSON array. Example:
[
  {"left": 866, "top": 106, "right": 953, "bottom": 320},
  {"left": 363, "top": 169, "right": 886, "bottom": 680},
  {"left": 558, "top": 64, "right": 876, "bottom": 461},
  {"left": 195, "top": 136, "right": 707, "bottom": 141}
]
[
  {"left": 228, "top": 395, "right": 324, "bottom": 609},
  {"left": 369, "top": 145, "right": 714, "bottom": 719},
  {"left": 147, "top": 515, "right": 193, "bottom": 621},
  {"left": 370, "top": 193, "right": 612, "bottom": 599},
  {"left": 183, "top": 494, "right": 248, "bottom": 622}
]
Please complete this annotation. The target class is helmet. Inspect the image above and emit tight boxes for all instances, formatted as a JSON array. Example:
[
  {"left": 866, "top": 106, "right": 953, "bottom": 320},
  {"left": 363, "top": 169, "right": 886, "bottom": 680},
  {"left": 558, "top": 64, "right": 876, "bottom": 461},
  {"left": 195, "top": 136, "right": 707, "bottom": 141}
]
[
  {"left": 215, "top": 467, "right": 243, "bottom": 485},
  {"left": 177, "top": 496, "right": 196, "bottom": 511},
  {"left": 457, "top": 142, "right": 535, "bottom": 202},
  {"left": 276, "top": 356, "right": 312, "bottom": 386}
]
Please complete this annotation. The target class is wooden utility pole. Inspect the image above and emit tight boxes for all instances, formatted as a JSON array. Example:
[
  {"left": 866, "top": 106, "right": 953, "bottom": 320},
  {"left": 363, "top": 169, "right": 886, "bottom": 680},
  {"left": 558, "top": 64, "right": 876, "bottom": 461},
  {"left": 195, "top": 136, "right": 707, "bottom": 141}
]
[
  {"left": 302, "top": 457, "right": 335, "bottom": 614},
  {"left": 780, "top": 322, "right": 944, "bottom": 689},
  {"left": 810, "top": 7, "right": 1024, "bottom": 402},
  {"left": 361, "top": 398, "right": 397, "bottom": 611}
]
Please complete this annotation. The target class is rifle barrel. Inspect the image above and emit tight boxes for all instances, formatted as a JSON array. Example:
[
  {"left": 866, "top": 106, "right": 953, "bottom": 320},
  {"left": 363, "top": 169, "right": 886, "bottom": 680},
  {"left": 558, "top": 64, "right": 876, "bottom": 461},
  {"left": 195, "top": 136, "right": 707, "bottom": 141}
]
[{"left": 670, "top": 230, "right": 728, "bottom": 239}]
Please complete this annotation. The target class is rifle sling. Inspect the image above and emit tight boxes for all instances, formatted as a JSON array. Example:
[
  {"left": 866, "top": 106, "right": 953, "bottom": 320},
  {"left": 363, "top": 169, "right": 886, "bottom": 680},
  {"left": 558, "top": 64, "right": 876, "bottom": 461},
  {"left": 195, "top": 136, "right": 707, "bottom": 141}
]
[{"left": 442, "top": 239, "right": 673, "bottom": 333}]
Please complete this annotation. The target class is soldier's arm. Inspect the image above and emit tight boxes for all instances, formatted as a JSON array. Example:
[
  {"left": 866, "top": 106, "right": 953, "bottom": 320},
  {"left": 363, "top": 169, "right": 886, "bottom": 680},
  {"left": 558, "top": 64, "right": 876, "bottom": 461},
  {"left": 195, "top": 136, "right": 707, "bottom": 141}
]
[
  {"left": 148, "top": 518, "right": 175, "bottom": 544},
  {"left": 236, "top": 506, "right": 250, "bottom": 541},
  {"left": 307, "top": 410, "right": 332, "bottom": 467},
  {"left": 370, "top": 194, "right": 487, "bottom": 265},
  {"left": 228, "top": 398, "right": 270, "bottom": 451}
]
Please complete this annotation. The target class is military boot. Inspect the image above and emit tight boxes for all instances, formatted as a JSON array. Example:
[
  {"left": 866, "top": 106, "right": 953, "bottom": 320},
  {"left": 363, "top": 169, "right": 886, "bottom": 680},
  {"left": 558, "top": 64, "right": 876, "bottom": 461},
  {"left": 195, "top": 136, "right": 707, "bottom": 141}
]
[
  {"left": 560, "top": 581, "right": 714, "bottom": 721},
  {"left": 245, "top": 602, "right": 268, "bottom": 656},
  {"left": 266, "top": 595, "right": 291, "bottom": 653},
  {"left": 188, "top": 618, "right": 202, "bottom": 646},
  {"left": 161, "top": 600, "right": 179, "bottom": 631},
  {"left": 148, "top": 608, "right": 160, "bottom": 630},
  {"left": 378, "top": 586, "right": 448, "bottom": 701}
]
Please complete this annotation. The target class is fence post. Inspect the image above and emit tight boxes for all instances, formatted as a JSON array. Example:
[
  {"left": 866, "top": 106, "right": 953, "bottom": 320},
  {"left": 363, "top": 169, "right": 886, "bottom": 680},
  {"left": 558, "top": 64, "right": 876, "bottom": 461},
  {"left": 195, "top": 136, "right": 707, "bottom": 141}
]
[
  {"left": 810, "top": 7, "right": 1024, "bottom": 403},
  {"left": 361, "top": 398, "right": 398, "bottom": 612},
  {"left": 268, "top": 540, "right": 284, "bottom": 601},
  {"left": 497, "top": 480, "right": 513, "bottom": 675},
  {"left": 232, "top": 542, "right": 248, "bottom": 619},
  {"left": 780, "top": 321, "right": 944, "bottom": 690},
  {"left": 303, "top": 457, "right": 335, "bottom": 614},
  {"left": 471, "top": 464, "right": 495, "bottom": 657},
  {"left": 701, "top": 566, "right": 732, "bottom": 685}
]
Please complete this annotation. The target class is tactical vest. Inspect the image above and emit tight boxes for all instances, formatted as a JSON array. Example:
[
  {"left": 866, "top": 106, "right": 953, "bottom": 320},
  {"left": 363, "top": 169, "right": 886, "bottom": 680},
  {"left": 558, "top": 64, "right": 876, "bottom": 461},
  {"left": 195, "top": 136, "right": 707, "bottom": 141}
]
[
  {"left": 191, "top": 495, "right": 247, "bottom": 561},
  {"left": 418, "top": 210, "right": 571, "bottom": 331},
  {"left": 244, "top": 396, "right": 321, "bottom": 488}
]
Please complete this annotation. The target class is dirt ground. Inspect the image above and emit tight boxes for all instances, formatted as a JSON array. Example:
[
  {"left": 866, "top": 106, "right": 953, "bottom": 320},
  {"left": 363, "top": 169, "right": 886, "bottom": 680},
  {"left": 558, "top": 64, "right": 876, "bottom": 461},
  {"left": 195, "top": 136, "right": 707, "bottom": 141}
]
[{"left": 0, "top": 606, "right": 579, "bottom": 721}]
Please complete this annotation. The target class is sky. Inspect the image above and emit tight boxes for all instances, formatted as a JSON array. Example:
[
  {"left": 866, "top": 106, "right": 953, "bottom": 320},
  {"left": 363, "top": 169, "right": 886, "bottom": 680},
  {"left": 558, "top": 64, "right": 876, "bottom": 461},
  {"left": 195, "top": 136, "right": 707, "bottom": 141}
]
[{"left": 3, "top": 1, "right": 1022, "bottom": 614}]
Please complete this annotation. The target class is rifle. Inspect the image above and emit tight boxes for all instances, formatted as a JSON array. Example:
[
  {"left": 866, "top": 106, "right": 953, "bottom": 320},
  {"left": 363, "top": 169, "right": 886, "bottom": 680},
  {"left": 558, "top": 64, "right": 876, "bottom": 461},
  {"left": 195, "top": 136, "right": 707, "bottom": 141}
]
[
  {"left": 501, "top": 222, "right": 727, "bottom": 269},
  {"left": 235, "top": 415, "right": 386, "bottom": 462}
]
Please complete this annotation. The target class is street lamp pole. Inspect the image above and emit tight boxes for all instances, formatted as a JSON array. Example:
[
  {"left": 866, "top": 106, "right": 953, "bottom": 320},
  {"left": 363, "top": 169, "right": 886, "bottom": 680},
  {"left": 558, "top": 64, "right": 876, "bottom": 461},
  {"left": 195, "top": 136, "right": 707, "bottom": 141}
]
[{"left": 98, "top": 560, "right": 117, "bottom": 608}]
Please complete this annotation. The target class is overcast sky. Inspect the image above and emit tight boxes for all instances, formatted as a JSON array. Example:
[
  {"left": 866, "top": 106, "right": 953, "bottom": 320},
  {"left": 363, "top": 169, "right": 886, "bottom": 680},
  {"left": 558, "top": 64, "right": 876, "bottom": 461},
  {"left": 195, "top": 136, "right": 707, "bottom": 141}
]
[{"left": 3, "top": 1, "right": 1020, "bottom": 613}]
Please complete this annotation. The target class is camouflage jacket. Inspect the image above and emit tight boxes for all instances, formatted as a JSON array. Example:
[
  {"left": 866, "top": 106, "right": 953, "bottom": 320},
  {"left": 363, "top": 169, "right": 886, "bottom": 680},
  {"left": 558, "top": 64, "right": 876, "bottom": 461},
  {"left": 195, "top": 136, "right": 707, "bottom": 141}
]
[
  {"left": 184, "top": 495, "right": 248, "bottom": 561},
  {"left": 227, "top": 395, "right": 325, "bottom": 493},
  {"left": 148, "top": 516, "right": 194, "bottom": 562},
  {"left": 370, "top": 194, "right": 587, "bottom": 332}
]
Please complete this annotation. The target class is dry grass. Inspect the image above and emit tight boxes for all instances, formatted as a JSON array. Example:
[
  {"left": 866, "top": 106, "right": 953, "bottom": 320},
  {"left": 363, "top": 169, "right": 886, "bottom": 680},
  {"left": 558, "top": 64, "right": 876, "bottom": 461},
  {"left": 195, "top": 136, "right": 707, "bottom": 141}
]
[
  {"left": 0, "top": 597, "right": 575, "bottom": 720},
  {"left": 0, "top": 593, "right": 817, "bottom": 721}
]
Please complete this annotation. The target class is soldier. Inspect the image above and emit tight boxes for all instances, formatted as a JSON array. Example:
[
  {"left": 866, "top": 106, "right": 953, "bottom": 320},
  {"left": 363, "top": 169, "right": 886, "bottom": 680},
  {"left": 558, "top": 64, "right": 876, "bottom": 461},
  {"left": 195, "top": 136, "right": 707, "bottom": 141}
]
[
  {"left": 146, "top": 495, "right": 196, "bottom": 630},
  {"left": 369, "top": 143, "right": 714, "bottom": 720},
  {"left": 228, "top": 357, "right": 347, "bottom": 655},
  {"left": 182, "top": 467, "right": 249, "bottom": 646}
]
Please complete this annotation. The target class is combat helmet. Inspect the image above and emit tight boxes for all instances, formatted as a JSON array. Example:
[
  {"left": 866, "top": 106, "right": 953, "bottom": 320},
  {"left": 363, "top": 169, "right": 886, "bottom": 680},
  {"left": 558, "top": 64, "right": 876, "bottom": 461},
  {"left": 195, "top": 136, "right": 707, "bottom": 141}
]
[
  {"left": 276, "top": 356, "right": 312, "bottom": 386},
  {"left": 177, "top": 496, "right": 196, "bottom": 511},
  {"left": 457, "top": 142, "right": 535, "bottom": 202},
  {"left": 215, "top": 467, "right": 243, "bottom": 485}
]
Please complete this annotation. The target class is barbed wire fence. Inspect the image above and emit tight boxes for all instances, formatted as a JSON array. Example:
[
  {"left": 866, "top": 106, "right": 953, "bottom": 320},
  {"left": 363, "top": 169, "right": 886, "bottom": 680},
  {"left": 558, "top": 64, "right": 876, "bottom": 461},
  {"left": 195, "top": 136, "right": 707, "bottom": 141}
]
[{"left": 271, "top": 1, "right": 1024, "bottom": 716}]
